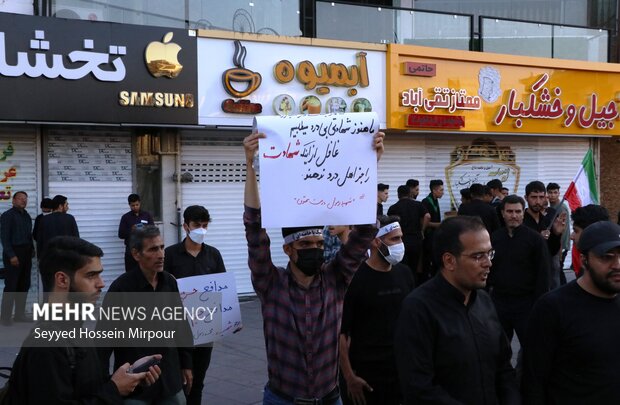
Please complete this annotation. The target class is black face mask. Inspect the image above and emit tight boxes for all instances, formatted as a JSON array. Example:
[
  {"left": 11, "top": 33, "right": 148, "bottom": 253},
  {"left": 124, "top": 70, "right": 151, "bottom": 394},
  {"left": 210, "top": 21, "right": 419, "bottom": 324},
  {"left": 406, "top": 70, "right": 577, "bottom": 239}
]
[{"left": 294, "top": 248, "right": 324, "bottom": 276}]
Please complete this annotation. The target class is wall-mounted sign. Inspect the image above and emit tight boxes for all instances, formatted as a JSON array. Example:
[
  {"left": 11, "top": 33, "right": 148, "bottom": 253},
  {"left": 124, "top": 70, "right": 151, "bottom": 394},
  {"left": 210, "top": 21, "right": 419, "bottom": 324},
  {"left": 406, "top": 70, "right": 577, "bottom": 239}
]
[
  {"left": 387, "top": 44, "right": 620, "bottom": 136},
  {"left": 0, "top": 13, "right": 198, "bottom": 125},
  {"left": 406, "top": 113, "right": 465, "bottom": 129},
  {"left": 197, "top": 38, "right": 386, "bottom": 127},
  {"left": 402, "top": 62, "right": 436, "bottom": 77},
  {"left": 444, "top": 138, "right": 521, "bottom": 208}
]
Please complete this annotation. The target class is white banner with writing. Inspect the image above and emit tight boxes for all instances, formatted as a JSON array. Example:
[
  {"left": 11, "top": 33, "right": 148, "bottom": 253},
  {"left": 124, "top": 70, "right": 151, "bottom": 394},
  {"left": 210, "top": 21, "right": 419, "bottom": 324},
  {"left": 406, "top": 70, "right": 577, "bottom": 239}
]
[
  {"left": 177, "top": 272, "right": 242, "bottom": 346},
  {"left": 254, "top": 112, "right": 378, "bottom": 228}
]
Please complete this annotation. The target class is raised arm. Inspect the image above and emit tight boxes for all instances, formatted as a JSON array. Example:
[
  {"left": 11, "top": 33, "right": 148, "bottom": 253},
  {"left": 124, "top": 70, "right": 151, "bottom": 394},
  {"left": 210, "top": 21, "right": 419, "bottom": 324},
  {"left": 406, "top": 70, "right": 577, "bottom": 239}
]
[{"left": 243, "top": 132, "right": 264, "bottom": 209}]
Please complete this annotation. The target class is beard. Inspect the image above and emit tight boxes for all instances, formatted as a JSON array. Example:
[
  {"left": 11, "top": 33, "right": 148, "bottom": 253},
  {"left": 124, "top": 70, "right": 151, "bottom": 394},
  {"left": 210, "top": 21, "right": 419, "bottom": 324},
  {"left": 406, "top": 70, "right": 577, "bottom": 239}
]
[{"left": 584, "top": 262, "right": 620, "bottom": 295}]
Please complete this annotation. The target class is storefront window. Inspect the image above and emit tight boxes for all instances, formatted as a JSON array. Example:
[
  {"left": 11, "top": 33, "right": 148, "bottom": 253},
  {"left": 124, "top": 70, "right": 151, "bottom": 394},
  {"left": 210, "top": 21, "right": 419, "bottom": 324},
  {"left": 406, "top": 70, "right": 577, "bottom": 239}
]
[
  {"left": 49, "top": 0, "right": 301, "bottom": 35},
  {"left": 52, "top": 0, "right": 185, "bottom": 28},
  {"left": 481, "top": 17, "right": 609, "bottom": 61},
  {"left": 188, "top": 0, "right": 301, "bottom": 36},
  {"left": 316, "top": 1, "right": 471, "bottom": 50},
  {"left": 481, "top": 19, "right": 553, "bottom": 58},
  {"left": 553, "top": 26, "right": 608, "bottom": 62}
]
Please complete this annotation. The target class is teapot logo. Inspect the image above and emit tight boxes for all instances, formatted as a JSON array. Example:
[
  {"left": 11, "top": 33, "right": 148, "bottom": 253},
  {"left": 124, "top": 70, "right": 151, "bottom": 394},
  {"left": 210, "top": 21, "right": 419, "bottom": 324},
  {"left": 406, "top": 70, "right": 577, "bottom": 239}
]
[{"left": 145, "top": 32, "right": 183, "bottom": 78}]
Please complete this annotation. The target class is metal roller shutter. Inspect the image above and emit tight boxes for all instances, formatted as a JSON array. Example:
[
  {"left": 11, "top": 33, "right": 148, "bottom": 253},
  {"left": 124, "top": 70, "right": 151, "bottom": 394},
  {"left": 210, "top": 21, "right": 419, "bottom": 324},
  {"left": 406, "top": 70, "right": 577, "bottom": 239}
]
[
  {"left": 381, "top": 132, "right": 593, "bottom": 270},
  {"left": 47, "top": 129, "right": 133, "bottom": 289},
  {"left": 0, "top": 127, "right": 40, "bottom": 302},
  {"left": 180, "top": 131, "right": 291, "bottom": 296}
]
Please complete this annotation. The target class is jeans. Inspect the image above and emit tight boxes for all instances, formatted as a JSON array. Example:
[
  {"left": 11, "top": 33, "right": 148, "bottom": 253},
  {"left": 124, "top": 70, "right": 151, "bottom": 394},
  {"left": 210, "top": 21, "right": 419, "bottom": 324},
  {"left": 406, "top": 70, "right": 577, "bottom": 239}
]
[
  {"left": 263, "top": 385, "right": 343, "bottom": 405},
  {"left": 123, "top": 390, "right": 186, "bottom": 405}
]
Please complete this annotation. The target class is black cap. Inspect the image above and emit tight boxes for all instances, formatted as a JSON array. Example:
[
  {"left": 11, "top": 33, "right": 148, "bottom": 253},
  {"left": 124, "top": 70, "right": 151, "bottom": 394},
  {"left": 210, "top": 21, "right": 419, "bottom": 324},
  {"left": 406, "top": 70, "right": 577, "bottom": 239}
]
[{"left": 578, "top": 221, "right": 620, "bottom": 256}]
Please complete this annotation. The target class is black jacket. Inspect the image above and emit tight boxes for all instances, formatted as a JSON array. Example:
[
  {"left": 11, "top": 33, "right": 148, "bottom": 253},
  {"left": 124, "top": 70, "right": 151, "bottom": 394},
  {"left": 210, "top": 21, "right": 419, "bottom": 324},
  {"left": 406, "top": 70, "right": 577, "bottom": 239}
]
[
  {"left": 458, "top": 199, "right": 501, "bottom": 235},
  {"left": 394, "top": 274, "right": 520, "bottom": 405},
  {"left": 6, "top": 322, "right": 122, "bottom": 404}
]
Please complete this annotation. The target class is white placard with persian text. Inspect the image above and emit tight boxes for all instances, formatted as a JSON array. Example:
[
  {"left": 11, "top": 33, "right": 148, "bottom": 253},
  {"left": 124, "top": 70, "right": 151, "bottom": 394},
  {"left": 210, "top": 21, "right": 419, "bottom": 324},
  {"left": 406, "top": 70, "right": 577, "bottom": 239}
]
[
  {"left": 177, "top": 272, "right": 242, "bottom": 345},
  {"left": 254, "top": 112, "right": 378, "bottom": 228}
]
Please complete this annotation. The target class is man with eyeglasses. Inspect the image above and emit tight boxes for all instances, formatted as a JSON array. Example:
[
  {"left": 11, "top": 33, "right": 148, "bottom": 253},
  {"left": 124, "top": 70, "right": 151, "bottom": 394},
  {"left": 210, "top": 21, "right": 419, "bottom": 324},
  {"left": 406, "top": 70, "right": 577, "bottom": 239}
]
[
  {"left": 489, "top": 194, "right": 551, "bottom": 349},
  {"left": 522, "top": 221, "right": 620, "bottom": 404},
  {"left": 395, "top": 216, "right": 520, "bottom": 405}
]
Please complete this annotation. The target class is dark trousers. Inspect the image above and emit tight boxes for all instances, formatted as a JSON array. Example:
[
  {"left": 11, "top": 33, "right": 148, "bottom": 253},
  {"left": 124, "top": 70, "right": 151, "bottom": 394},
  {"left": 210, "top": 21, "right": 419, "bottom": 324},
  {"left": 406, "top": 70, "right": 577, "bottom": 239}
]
[
  {"left": 1, "top": 245, "right": 33, "bottom": 321},
  {"left": 403, "top": 238, "right": 422, "bottom": 284},
  {"left": 491, "top": 293, "right": 535, "bottom": 344},
  {"left": 186, "top": 345, "right": 213, "bottom": 405}
]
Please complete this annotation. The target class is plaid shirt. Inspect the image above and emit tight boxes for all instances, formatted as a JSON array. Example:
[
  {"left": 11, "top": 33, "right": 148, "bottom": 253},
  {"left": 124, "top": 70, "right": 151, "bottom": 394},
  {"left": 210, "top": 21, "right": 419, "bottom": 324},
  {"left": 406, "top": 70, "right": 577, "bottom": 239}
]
[{"left": 244, "top": 205, "right": 374, "bottom": 398}]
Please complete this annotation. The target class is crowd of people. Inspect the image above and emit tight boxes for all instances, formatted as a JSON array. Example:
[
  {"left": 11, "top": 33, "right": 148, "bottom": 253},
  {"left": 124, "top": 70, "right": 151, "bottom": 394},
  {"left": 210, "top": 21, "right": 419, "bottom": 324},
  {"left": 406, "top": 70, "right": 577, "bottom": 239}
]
[{"left": 0, "top": 130, "right": 619, "bottom": 404}]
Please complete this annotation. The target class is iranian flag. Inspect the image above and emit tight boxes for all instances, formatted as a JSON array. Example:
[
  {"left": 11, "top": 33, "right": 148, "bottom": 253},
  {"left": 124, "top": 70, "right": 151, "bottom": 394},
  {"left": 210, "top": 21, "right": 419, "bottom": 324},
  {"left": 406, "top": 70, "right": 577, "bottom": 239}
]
[
  {"left": 564, "top": 148, "right": 599, "bottom": 275},
  {"left": 564, "top": 149, "right": 599, "bottom": 211}
]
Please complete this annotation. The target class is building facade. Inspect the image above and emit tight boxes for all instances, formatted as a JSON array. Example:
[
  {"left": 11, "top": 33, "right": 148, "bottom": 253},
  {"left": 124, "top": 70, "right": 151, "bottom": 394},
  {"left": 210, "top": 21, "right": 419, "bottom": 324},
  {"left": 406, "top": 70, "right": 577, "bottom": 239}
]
[{"left": 0, "top": 0, "right": 618, "bottom": 299}]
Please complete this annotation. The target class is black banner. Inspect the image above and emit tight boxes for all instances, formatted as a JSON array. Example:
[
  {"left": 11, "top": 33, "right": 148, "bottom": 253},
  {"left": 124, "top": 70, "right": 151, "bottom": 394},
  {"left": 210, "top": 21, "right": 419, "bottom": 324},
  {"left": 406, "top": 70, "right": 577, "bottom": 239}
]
[{"left": 0, "top": 13, "right": 197, "bottom": 125}]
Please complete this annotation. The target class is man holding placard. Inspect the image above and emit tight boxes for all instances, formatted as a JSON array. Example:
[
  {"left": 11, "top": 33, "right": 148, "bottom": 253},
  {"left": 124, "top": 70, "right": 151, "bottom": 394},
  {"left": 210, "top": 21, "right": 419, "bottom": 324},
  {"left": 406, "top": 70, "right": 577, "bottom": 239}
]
[
  {"left": 242, "top": 128, "right": 384, "bottom": 405},
  {"left": 164, "top": 205, "right": 226, "bottom": 405}
]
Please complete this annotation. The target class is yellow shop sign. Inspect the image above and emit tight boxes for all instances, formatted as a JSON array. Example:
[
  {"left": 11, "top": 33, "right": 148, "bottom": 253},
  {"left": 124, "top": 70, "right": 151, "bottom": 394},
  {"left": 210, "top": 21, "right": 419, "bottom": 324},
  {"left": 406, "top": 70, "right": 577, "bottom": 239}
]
[{"left": 386, "top": 44, "right": 620, "bottom": 136}]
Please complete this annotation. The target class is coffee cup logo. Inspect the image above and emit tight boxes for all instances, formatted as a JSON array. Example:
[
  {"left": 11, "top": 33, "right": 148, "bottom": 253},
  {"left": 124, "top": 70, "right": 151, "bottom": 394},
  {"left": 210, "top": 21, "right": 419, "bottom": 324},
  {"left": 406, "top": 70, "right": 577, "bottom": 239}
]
[
  {"left": 145, "top": 32, "right": 183, "bottom": 78},
  {"left": 222, "top": 40, "right": 262, "bottom": 98}
]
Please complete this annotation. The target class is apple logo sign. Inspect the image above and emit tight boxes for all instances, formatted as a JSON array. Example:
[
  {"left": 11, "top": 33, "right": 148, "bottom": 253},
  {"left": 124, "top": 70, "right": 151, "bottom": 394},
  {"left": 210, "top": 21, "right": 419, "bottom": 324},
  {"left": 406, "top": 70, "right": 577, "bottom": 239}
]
[{"left": 145, "top": 32, "right": 183, "bottom": 78}]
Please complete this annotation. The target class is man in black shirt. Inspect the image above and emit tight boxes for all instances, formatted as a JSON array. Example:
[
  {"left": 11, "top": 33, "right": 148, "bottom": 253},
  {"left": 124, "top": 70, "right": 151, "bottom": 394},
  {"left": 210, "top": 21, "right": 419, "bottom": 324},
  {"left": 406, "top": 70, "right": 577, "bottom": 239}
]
[
  {"left": 100, "top": 226, "right": 193, "bottom": 405},
  {"left": 569, "top": 204, "right": 610, "bottom": 277},
  {"left": 377, "top": 183, "right": 389, "bottom": 217},
  {"left": 458, "top": 183, "right": 500, "bottom": 235},
  {"left": 164, "top": 205, "right": 226, "bottom": 405},
  {"left": 0, "top": 191, "right": 33, "bottom": 325},
  {"left": 387, "top": 185, "right": 429, "bottom": 281},
  {"left": 522, "top": 221, "right": 620, "bottom": 404},
  {"left": 489, "top": 195, "right": 550, "bottom": 346},
  {"left": 6, "top": 236, "right": 161, "bottom": 404},
  {"left": 395, "top": 216, "right": 519, "bottom": 404},
  {"left": 421, "top": 179, "right": 444, "bottom": 282},
  {"left": 340, "top": 215, "right": 413, "bottom": 405},
  {"left": 118, "top": 193, "right": 154, "bottom": 272},
  {"left": 35, "top": 194, "right": 79, "bottom": 257}
]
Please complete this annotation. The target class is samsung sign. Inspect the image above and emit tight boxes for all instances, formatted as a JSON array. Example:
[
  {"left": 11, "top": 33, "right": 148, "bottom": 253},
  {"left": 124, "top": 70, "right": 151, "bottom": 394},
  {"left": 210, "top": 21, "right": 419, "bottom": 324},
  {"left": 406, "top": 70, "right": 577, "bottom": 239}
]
[{"left": 0, "top": 13, "right": 198, "bottom": 125}]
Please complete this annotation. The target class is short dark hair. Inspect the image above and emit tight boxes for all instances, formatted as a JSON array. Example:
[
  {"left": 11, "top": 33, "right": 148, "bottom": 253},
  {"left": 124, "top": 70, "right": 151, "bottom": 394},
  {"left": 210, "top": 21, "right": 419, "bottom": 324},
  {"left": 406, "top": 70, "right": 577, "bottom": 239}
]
[
  {"left": 129, "top": 225, "right": 161, "bottom": 253},
  {"left": 377, "top": 215, "right": 400, "bottom": 229},
  {"left": 39, "top": 236, "right": 103, "bottom": 293},
  {"left": 501, "top": 187, "right": 509, "bottom": 193},
  {"left": 433, "top": 216, "right": 486, "bottom": 269},
  {"left": 469, "top": 183, "right": 485, "bottom": 198},
  {"left": 487, "top": 179, "right": 502, "bottom": 190},
  {"left": 484, "top": 186, "right": 493, "bottom": 197},
  {"left": 128, "top": 193, "right": 141, "bottom": 204},
  {"left": 397, "top": 185, "right": 410, "bottom": 198},
  {"left": 525, "top": 181, "right": 546, "bottom": 196},
  {"left": 406, "top": 179, "right": 419, "bottom": 188},
  {"left": 460, "top": 188, "right": 471, "bottom": 200},
  {"left": 572, "top": 204, "right": 609, "bottom": 229},
  {"left": 378, "top": 183, "right": 389, "bottom": 192},
  {"left": 40, "top": 197, "right": 54, "bottom": 210},
  {"left": 52, "top": 195, "right": 67, "bottom": 209},
  {"left": 500, "top": 194, "right": 526, "bottom": 211},
  {"left": 429, "top": 179, "right": 443, "bottom": 190},
  {"left": 12, "top": 191, "right": 27, "bottom": 199},
  {"left": 183, "top": 205, "right": 211, "bottom": 224},
  {"left": 546, "top": 182, "right": 560, "bottom": 192}
]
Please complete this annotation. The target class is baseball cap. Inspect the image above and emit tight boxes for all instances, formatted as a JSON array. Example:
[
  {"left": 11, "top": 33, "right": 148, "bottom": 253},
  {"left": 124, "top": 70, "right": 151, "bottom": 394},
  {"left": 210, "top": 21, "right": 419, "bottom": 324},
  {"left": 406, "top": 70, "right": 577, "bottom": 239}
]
[{"left": 578, "top": 221, "right": 620, "bottom": 256}]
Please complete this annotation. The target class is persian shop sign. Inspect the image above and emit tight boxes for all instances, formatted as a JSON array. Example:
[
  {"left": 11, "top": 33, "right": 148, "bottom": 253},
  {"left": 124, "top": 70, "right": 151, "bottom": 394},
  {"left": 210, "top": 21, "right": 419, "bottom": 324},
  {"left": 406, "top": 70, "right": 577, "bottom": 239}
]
[
  {"left": 197, "top": 38, "right": 386, "bottom": 127},
  {"left": 0, "top": 13, "right": 198, "bottom": 125},
  {"left": 387, "top": 45, "right": 620, "bottom": 136}
]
